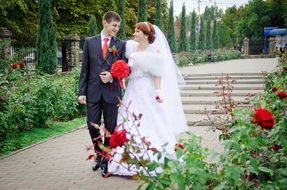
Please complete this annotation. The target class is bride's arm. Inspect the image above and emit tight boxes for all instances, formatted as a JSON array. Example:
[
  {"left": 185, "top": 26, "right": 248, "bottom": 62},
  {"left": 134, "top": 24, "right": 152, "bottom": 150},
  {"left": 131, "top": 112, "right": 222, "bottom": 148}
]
[{"left": 153, "top": 76, "right": 163, "bottom": 103}]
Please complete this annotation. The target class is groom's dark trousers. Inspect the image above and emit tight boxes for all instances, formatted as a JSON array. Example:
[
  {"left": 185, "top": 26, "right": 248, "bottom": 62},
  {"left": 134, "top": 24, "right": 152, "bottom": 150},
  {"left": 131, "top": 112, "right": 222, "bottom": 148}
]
[{"left": 78, "top": 35, "right": 126, "bottom": 155}]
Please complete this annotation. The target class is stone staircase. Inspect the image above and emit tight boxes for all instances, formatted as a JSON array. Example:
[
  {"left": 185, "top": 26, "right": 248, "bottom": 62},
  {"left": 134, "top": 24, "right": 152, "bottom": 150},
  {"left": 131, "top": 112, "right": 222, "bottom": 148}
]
[{"left": 181, "top": 73, "right": 265, "bottom": 127}]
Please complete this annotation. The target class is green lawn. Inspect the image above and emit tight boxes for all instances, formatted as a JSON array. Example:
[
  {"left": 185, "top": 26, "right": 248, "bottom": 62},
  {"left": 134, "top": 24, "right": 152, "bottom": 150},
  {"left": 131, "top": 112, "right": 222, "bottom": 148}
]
[{"left": 0, "top": 117, "right": 86, "bottom": 158}]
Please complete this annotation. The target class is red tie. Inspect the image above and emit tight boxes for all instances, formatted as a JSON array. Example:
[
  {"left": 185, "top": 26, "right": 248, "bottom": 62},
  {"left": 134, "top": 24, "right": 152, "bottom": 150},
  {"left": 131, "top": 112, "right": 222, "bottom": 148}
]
[{"left": 102, "top": 37, "right": 109, "bottom": 58}]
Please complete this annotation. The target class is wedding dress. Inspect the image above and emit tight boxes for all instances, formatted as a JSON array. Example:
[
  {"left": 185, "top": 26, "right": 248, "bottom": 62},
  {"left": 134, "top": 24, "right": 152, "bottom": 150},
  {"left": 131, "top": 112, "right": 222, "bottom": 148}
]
[{"left": 108, "top": 26, "right": 187, "bottom": 176}]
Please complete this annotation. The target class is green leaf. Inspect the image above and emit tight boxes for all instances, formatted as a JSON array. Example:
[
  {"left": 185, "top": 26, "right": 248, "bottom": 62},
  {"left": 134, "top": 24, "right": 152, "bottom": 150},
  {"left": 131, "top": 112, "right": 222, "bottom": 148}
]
[
  {"left": 258, "top": 166, "right": 273, "bottom": 175},
  {"left": 145, "top": 183, "right": 155, "bottom": 190}
]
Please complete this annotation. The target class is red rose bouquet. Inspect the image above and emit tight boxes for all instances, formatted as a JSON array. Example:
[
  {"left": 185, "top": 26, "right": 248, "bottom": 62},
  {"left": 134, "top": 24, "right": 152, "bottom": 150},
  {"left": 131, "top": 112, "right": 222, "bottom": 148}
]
[{"left": 110, "top": 60, "right": 130, "bottom": 88}]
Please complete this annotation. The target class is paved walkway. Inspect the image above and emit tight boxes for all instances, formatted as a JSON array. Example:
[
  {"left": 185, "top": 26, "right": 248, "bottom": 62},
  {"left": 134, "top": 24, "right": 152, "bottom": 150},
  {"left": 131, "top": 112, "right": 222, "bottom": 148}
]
[{"left": 0, "top": 58, "right": 278, "bottom": 190}]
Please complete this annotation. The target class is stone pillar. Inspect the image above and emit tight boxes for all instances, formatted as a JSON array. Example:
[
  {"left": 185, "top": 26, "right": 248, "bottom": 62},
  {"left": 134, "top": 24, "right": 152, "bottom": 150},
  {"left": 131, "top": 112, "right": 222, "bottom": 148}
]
[
  {"left": 67, "top": 34, "right": 80, "bottom": 69},
  {"left": 243, "top": 37, "right": 249, "bottom": 55},
  {"left": 268, "top": 37, "right": 275, "bottom": 56},
  {"left": 0, "top": 27, "right": 12, "bottom": 59}
]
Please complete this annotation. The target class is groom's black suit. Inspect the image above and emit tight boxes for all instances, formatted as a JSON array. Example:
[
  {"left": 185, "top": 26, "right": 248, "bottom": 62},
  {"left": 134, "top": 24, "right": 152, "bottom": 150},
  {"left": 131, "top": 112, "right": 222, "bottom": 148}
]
[{"left": 78, "top": 35, "right": 126, "bottom": 154}]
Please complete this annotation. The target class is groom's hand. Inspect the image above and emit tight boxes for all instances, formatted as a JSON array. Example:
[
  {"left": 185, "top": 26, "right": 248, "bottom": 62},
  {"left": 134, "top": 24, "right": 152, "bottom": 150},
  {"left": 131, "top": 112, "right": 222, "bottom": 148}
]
[
  {"left": 78, "top": 95, "right": 87, "bottom": 104},
  {"left": 100, "top": 71, "right": 113, "bottom": 83}
]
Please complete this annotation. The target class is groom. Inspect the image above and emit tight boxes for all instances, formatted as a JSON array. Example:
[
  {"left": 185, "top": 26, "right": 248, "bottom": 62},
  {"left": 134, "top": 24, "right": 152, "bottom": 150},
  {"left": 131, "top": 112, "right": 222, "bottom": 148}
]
[{"left": 78, "top": 11, "right": 126, "bottom": 177}]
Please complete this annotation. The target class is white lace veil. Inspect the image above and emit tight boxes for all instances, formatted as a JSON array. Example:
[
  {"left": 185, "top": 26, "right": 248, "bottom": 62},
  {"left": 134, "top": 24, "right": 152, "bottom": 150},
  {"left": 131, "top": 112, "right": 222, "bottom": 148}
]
[{"left": 152, "top": 25, "right": 187, "bottom": 135}]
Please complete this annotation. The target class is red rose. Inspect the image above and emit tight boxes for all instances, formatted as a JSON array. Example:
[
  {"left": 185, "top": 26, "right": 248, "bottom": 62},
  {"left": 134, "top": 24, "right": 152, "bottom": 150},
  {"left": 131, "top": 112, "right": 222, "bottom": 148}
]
[
  {"left": 110, "top": 60, "right": 130, "bottom": 88},
  {"left": 18, "top": 60, "right": 25, "bottom": 69},
  {"left": 10, "top": 63, "right": 17, "bottom": 69},
  {"left": 277, "top": 91, "right": 287, "bottom": 99},
  {"left": 254, "top": 108, "right": 275, "bottom": 130},
  {"left": 272, "top": 87, "right": 278, "bottom": 92},
  {"left": 109, "top": 130, "right": 128, "bottom": 148}
]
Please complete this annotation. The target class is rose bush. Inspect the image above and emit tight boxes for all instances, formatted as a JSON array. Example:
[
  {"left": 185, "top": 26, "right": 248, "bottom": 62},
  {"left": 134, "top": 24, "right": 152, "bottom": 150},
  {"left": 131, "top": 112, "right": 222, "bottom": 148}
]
[{"left": 86, "top": 51, "right": 287, "bottom": 189}]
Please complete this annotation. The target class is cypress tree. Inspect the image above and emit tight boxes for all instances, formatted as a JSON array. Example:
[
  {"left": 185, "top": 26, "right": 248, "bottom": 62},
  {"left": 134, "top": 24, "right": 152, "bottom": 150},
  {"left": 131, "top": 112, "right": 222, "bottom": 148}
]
[
  {"left": 206, "top": 19, "right": 212, "bottom": 50},
  {"left": 154, "top": 0, "right": 162, "bottom": 29},
  {"left": 178, "top": 4, "right": 187, "bottom": 52},
  {"left": 138, "top": 0, "right": 147, "bottom": 22},
  {"left": 117, "top": 0, "right": 126, "bottom": 39},
  {"left": 167, "top": 0, "right": 176, "bottom": 52},
  {"left": 87, "top": 15, "right": 97, "bottom": 37},
  {"left": 189, "top": 10, "right": 196, "bottom": 51},
  {"left": 197, "top": 16, "right": 205, "bottom": 50},
  {"left": 36, "top": 0, "right": 57, "bottom": 74},
  {"left": 212, "top": 19, "right": 218, "bottom": 49}
]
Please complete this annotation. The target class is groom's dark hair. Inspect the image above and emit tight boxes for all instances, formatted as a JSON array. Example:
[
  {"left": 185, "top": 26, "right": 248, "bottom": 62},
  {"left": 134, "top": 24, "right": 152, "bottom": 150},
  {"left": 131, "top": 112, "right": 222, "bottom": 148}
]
[{"left": 103, "top": 11, "right": 121, "bottom": 23}]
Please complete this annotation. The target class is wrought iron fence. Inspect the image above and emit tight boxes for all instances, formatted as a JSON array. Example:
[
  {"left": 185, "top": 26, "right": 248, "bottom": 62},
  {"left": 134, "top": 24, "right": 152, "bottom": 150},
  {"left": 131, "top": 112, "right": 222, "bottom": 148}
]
[
  {"left": 2, "top": 31, "right": 86, "bottom": 71},
  {"left": 249, "top": 37, "right": 264, "bottom": 55}
]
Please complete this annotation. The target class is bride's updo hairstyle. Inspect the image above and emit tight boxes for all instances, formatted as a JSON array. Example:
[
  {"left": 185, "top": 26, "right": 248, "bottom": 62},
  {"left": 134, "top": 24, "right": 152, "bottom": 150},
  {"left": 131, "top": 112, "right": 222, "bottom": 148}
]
[{"left": 135, "top": 22, "right": 155, "bottom": 44}]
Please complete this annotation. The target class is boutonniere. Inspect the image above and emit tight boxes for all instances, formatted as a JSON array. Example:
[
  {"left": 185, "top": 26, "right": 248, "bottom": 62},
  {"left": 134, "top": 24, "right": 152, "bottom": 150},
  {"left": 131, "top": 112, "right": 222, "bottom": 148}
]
[{"left": 108, "top": 45, "right": 118, "bottom": 55}]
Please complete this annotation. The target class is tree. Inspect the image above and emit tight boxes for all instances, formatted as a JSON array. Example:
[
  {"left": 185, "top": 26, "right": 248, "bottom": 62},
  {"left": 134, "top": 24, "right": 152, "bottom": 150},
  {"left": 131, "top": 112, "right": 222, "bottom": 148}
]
[
  {"left": 178, "top": 4, "right": 187, "bottom": 52},
  {"left": 197, "top": 16, "right": 205, "bottom": 50},
  {"left": 267, "top": 0, "right": 286, "bottom": 28},
  {"left": 87, "top": 15, "right": 97, "bottom": 37},
  {"left": 36, "top": 0, "right": 57, "bottom": 74},
  {"left": 0, "top": 0, "right": 37, "bottom": 34},
  {"left": 189, "top": 10, "right": 197, "bottom": 51},
  {"left": 167, "top": 0, "right": 176, "bottom": 52},
  {"left": 221, "top": 6, "right": 242, "bottom": 44},
  {"left": 218, "top": 22, "right": 233, "bottom": 48},
  {"left": 205, "top": 19, "right": 212, "bottom": 50},
  {"left": 117, "top": 0, "right": 126, "bottom": 39},
  {"left": 138, "top": 0, "right": 147, "bottom": 22},
  {"left": 212, "top": 19, "right": 218, "bottom": 49},
  {"left": 154, "top": 0, "right": 162, "bottom": 29},
  {"left": 234, "top": 0, "right": 271, "bottom": 42}
]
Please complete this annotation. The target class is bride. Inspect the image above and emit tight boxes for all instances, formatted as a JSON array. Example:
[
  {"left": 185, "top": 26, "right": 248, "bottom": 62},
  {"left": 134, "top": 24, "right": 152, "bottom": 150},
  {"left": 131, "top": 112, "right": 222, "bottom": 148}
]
[{"left": 107, "top": 22, "right": 187, "bottom": 176}]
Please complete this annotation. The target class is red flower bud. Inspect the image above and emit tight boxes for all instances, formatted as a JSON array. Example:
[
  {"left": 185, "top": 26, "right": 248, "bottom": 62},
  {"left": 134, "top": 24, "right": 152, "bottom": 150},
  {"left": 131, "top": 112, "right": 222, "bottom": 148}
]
[
  {"left": 148, "top": 147, "right": 158, "bottom": 153},
  {"left": 10, "top": 63, "right": 17, "bottom": 69},
  {"left": 272, "top": 144, "right": 282, "bottom": 151},
  {"left": 175, "top": 143, "right": 184, "bottom": 151},
  {"left": 277, "top": 91, "right": 287, "bottom": 99},
  {"left": 254, "top": 108, "right": 275, "bottom": 130},
  {"left": 19, "top": 61, "right": 25, "bottom": 69},
  {"left": 272, "top": 87, "right": 278, "bottom": 92}
]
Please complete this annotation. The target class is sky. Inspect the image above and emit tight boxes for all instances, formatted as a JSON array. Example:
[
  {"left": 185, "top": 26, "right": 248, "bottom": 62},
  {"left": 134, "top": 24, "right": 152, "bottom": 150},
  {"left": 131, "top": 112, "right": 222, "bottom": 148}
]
[{"left": 172, "top": 0, "right": 250, "bottom": 16}]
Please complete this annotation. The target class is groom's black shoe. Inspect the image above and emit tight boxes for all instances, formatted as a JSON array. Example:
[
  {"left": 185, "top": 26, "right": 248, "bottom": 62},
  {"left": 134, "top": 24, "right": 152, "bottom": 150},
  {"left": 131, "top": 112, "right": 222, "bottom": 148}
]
[
  {"left": 100, "top": 160, "right": 109, "bottom": 177},
  {"left": 92, "top": 156, "right": 102, "bottom": 171}
]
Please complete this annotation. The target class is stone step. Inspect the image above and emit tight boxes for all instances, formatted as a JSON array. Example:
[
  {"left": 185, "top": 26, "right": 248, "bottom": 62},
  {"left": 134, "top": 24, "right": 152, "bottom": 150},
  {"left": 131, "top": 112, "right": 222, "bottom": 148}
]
[
  {"left": 185, "top": 80, "right": 264, "bottom": 85},
  {"left": 183, "top": 104, "right": 251, "bottom": 114},
  {"left": 184, "top": 76, "right": 264, "bottom": 81},
  {"left": 181, "top": 100, "right": 251, "bottom": 105},
  {"left": 181, "top": 90, "right": 261, "bottom": 97},
  {"left": 183, "top": 85, "right": 264, "bottom": 90},
  {"left": 181, "top": 96, "right": 252, "bottom": 102},
  {"left": 183, "top": 73, "right": 264, "bottom": 77}
]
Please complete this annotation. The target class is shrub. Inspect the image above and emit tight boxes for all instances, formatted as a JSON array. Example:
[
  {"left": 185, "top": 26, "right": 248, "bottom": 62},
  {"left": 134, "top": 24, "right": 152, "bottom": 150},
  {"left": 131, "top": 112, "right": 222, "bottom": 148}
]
[
  {"left": 178, "top": 55, "right": 189, "bottom": 67},
  {"left": 0, "top": 68, "right": 85, "bottom": 152}
]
